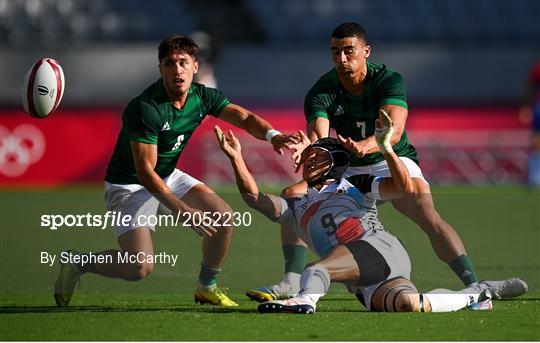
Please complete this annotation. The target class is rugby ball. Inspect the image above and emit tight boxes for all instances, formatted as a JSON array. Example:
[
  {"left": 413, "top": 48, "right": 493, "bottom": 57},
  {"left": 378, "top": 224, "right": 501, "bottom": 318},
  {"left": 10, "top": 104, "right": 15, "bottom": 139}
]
[{"left": 22, "top": 58, "right": 65, "bottom": 118}]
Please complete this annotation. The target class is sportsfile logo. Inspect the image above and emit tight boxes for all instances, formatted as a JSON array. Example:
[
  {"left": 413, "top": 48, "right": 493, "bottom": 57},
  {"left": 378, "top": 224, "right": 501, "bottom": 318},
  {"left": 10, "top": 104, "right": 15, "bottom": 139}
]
[
  {"left": 40, "top": 211, "right": 253, "bottom": 231},
  {"left": 0, "top": 124, "right": 45, "bottom": 177}
]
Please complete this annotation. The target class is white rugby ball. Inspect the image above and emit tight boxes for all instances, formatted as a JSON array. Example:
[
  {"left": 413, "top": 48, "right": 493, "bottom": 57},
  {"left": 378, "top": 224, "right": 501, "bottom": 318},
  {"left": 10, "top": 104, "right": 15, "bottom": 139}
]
[{"left": 22, "top": 58, "right": 65, "bottom": 118}]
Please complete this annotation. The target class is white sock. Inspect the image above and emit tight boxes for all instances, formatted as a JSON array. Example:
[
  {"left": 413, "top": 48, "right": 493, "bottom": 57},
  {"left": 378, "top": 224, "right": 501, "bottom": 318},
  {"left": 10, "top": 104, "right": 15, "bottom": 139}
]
[
  {"left": 274, "top": 272, "right": 301, "bottom": 294},
  {"left": 282, "top": 272, "right": 301, "bottom": 288},
  {"left": 424, "top": 287, "right": 480, "bottom": 312},
  {"left": 298, "top": 265, "right": 331, "bottom": 305},
  {"left": 197, "top": 283, "right": 216, "bottom": 291}
]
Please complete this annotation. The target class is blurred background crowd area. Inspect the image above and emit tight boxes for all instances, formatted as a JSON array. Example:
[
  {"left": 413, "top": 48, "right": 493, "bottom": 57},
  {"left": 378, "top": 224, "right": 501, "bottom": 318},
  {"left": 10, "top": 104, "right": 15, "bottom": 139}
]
[
  {"left": 1, "top": 0, "right": 539, "bottom": 187},
  {"left": 1, "top": 0, "right": 538, "bottom": 46}
]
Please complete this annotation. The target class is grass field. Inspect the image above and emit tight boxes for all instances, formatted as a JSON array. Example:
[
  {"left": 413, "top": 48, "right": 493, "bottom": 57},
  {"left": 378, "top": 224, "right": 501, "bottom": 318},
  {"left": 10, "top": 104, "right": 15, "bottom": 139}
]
[{"left": 1, "top": 186, "right": 539, "bottom": 341}]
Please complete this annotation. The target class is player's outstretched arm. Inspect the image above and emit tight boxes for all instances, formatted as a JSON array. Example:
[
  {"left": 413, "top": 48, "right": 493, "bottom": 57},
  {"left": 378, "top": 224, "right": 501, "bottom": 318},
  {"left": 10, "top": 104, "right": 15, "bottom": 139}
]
[
  {"left": 374, "top": 110, "right": 416, "bottom": 200},
  {"left": 214, "top": 126, "right": 285, "bottom": 221},
  {"left": 218, "top": 104, "right": 298, "bottom": 155}
]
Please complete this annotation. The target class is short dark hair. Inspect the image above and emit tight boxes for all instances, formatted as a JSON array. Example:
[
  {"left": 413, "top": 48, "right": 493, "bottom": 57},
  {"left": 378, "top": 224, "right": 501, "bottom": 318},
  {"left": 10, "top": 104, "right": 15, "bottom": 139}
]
[
  {"left": 331, "top": 22, "right": 368, "bottom": 44},
  {"left": 158, "top": 34, "right": 199, "bottom": 61}
]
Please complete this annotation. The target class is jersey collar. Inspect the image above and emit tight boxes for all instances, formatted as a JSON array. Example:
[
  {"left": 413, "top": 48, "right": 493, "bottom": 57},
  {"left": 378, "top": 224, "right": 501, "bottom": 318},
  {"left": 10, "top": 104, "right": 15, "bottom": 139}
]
[
  {"left": 333, "top": 62, "right": 373, "bottom": 99},
  {"left": 156, "top": 78, "right": 194, "bottom": 111}
]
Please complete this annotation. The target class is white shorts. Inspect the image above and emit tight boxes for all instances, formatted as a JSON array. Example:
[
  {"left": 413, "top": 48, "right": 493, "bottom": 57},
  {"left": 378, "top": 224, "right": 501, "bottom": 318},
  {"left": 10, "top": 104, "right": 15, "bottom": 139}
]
[
  {"left": 104, "top": 169, "right": 202, "bottom": 237},
  {"left": 343, "top": 157, "right": 428, "bottom": 184},
  {"left": 347, "top": 230, "right": 412, "bottom": 310}
]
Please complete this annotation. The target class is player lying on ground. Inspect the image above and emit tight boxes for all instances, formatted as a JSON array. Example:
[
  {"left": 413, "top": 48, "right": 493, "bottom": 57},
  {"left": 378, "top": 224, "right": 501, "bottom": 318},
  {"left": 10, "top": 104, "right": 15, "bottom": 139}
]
[
  {"left": 53, "top": 34, "right": 299, "bottom": 308},
  {"left": 215, "top": 111, "right": 526, "bottom": 313},
  {"left": 255, "top": 22, "right": 526, "bottom": 299}
]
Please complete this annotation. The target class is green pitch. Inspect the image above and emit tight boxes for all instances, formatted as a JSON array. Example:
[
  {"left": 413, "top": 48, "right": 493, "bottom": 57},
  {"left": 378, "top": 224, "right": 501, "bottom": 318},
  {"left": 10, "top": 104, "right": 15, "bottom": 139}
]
[{"left": 1, "top": 186, "right": 539, "bottom": 341}]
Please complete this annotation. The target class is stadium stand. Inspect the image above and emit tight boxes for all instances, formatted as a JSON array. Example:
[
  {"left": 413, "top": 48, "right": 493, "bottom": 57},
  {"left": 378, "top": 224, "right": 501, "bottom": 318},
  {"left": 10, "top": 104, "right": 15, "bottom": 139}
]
[
  {"left": 1, "top": 0, "right": 539, "bottom": 185},
  {"left": 244, "top": 0, "right": 539, "bottom": 45},
  {"left": 1, "top": 0, "right": 538, "bottom": 45}
]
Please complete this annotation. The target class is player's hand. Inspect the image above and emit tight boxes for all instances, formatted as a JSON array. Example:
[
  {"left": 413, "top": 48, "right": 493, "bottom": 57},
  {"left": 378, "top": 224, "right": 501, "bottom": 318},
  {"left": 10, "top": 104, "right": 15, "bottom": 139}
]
[
  {"left": 337, "top": 135, "right": 368, "bottom": 158},
  {"left": 271, "top": 133, "right": 300, "bottom": 156},
  {"left": 290, "top": 130, "right": 312, "bottom": 172},
  {"left": 215, "top": 126, "right": 241, "bottom": 159},
  {"left": 375, "top": 109, "right": 394, "bottom": 154},
  {"left": 176, "top": 205, "right": 218, "bottom": 237}
]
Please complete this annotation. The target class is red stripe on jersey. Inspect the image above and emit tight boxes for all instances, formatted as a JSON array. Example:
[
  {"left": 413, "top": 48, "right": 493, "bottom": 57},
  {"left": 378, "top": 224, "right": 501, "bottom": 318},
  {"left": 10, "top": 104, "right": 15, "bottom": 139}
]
[
  {"left": 47, "top": 59, "right": 63, "bottom": 112},
  {"left": 27, "top": 59, "right": 44, "bottom": 117},
  {"left": 336, "top": 217, "right": 365, "bottom": 244},
  {"left": 300, "top": 201, "right": 324, "bottom": 231}
]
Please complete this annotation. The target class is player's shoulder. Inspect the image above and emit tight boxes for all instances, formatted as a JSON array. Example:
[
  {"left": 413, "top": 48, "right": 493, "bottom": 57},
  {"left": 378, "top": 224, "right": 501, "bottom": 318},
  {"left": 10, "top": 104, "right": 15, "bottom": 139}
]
[
  {"left": 191, "top": 81, "right": 221, "bottom": 96},
  {"left": 124, "top": 80, "right": 165, "bottom": 118},
  {"left": 190, "top": 81, "right": 208, "bottom": 95},
  {"left": 190, "top": 82, "right": 226, "bottom": 103},
  {"left": 136, "top": 79, "right": 168, "bottom": 104},
  {"left": 306, "top": 68, "right": 340, "bottom": 97},
  {"left": 368, "top": 61, "right": 404, "bottom": 85}
]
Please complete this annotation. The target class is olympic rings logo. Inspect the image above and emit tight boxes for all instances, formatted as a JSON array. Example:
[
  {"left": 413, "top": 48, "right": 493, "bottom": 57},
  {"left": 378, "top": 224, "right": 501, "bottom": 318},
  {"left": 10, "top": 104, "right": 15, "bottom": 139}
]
[{"left": 0, "top": 124, "right": 45, "bottom": 177}]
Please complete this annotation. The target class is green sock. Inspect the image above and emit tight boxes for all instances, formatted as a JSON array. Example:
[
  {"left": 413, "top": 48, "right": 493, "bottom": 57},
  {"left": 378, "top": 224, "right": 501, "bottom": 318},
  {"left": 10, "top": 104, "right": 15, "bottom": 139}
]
[
  {"left": 282, "top": 244, "right": 307, "bottom": 274},
  {"left": 449, "top": 254, "right": 478, "bottom": 286},
  {"left": 198, "top": 263, "right": 220, "bottom": 288}
]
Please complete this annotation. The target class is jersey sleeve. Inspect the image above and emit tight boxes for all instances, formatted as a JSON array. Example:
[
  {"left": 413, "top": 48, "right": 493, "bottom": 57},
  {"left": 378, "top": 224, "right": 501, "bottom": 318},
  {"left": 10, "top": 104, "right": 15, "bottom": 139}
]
[
  {"left": 275, "top": 197, "right": 298, "bottom": 228},
  {"left": 127, "top": 100, "right": 162, "bottom": 145},
  {"left": 275, "top": 197, "right": 299, "bottom": 227},
  {"left": 346, "top": 174, "right": 383, "bottom": 201},
  {"left": 376, "top": 71, "right": 408, "bottom": 110},
  {"left": 201, "top": 86, "right": 231, "bottom": 117},
  {"left": 304, "top": 88, "right": 330, "bottom": 123}
]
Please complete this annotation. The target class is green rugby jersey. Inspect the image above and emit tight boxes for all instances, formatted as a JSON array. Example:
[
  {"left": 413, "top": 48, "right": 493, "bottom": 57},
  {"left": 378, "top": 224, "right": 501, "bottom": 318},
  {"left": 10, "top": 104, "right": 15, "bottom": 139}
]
[
  {"left": 304, "top": 61, "right": 418, "bottom": 166},
  {"left": 105, "top": 79, "right": 230, "bottom": 184}
]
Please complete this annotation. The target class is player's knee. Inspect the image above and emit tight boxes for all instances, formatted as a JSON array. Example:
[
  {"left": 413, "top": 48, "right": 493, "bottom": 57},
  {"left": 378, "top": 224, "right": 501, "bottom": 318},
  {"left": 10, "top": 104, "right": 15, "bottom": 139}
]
[
  {"left": 394, "top": 293, "right": 417, "bottom": 312},
  {"left": 218, "top": 207, "right": 235, "bottom": 234},
  {"left": 371, "top": 278, "right": 417, "bottom": 312},
  {"left": 304, "top": 261, "right": 322, "bottom": 270},
  {"left": 128, "top": 262, "right": 154, "bottom": 281},
  {"left": 208, "top": 200, "right": 235, "bottom": 232},
  {"left": 213, "top": 198, "right": 234, "bottom": 218}
]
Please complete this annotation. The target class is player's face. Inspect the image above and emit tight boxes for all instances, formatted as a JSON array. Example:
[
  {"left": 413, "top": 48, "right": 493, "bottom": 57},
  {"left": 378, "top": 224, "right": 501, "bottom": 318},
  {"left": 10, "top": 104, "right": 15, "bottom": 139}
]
[
  {"left": 303, "top": 147, "right": 332, "bottom": 184},
  {"left": 330, "top": 36, "right": 370, "bottom": 78},
  {"left": 159, "top": 52, "right": 199, "bottom": 100}
]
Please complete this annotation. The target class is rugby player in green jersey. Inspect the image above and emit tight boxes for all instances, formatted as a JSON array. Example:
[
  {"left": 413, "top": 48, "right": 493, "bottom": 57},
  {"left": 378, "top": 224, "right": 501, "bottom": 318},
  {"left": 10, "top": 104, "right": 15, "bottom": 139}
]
[
  {"left": 54, "top": 34, "right": 297, "bottom": 308},
  {"left": 246, "top": 22, "right": 527, "bottom": 302}
]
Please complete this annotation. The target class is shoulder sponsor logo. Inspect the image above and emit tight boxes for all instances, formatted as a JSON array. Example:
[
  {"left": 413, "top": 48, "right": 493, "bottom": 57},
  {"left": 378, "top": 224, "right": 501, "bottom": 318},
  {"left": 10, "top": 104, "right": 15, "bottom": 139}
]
[
  {"left": 161, "top": 122, "right": 171, "bottom": 131},
  {"left": 334, "top": 105, "right": 344, "bottom": 116}
]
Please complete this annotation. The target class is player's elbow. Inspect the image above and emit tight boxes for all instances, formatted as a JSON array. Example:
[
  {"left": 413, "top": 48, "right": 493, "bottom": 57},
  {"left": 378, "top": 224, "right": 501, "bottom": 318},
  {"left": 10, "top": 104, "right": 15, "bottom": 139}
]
[{"left": 241, "top": 192, "right": 259, "bottom": 209}]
